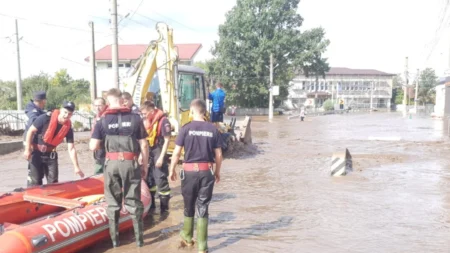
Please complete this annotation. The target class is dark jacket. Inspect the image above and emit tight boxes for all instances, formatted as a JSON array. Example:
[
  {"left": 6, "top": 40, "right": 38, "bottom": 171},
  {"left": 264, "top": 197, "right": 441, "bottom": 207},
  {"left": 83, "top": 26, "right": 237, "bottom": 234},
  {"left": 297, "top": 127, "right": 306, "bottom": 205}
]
[{"left": 23, "top": 101, "right": 45, "bottom": 140}]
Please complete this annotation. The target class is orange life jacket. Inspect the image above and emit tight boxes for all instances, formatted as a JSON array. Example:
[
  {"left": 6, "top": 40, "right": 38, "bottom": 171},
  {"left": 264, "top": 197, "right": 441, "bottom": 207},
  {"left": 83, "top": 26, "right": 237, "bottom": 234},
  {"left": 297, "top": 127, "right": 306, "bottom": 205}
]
[
  {"left": 143, "top": 109, "right": 167, "bottom": 147},
  {"left": 42, "top": 109, "right": 71, "bottom": 147}
]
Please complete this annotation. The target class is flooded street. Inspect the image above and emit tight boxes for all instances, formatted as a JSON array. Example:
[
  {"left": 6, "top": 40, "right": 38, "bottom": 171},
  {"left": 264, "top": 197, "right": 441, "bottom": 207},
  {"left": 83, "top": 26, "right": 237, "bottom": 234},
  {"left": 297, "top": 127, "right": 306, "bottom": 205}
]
[{"left": 1, "top": 112, "right": 450, "bottom": 252}]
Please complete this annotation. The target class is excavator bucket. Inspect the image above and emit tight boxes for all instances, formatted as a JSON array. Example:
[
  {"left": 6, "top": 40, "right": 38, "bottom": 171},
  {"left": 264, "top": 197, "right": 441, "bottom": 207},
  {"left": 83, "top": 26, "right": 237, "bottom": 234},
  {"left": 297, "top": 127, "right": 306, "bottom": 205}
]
[{"left": 232, "top": 116, "right": 252, "bottom": 144}]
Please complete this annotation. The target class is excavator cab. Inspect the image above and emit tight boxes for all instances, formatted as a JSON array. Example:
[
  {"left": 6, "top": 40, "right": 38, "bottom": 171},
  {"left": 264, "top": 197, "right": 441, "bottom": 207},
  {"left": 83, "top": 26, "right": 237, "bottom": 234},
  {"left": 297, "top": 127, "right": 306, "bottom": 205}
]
[{"left": 177, "top": 65, "right": 208, "bottom": 125}]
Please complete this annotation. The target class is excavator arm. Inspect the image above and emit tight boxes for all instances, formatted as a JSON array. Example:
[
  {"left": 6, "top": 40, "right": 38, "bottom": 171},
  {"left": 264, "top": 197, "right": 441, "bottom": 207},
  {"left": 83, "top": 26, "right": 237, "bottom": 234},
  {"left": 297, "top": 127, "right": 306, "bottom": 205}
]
[
  {"left": 122, "top": 22, "right": 181, "bottom": 133},
  {"left": 122, "top": 22, "right": 252, "bottom": 157}
]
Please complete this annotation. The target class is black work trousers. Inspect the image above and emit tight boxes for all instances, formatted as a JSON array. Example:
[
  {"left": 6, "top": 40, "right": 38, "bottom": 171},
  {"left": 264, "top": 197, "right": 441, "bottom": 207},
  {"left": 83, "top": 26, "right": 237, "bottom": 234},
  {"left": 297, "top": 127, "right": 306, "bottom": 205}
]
[
  {"left": 181, "top": 170, "right": 215, "bottom": 218},
  {"left": 27, "top": 151, "right": 58, "bottom": 186},
  {"left": 146, "top": 147, "right": 171, "bottom": 195}
]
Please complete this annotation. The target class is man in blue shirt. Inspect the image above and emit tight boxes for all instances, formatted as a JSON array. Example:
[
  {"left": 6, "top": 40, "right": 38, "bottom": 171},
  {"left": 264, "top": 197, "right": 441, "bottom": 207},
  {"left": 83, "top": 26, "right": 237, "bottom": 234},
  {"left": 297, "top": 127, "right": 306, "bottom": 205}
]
[{"left": 208, "top": 82, "right": 226, "bottom": 122}]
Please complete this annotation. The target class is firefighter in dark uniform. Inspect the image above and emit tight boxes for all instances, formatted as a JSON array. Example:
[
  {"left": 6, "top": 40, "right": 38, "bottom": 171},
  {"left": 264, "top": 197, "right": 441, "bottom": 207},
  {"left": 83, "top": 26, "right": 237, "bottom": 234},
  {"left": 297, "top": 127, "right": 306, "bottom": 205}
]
[
  {"left": 23, "top": 91, "right": 47, "bottom": 144},
  {"left": 89, "top": 88, "right": 149, "bottom": 248},
  {"left": 23, "top": 101, "right": 85, "bottom": 186},
  {"left": 169, "top": 99, "right": 223, "bottom": 253},
  {"left": 92, "top": 97, "right": 108, "bottom": 175},
  {"left": 140, "top": 101, "right": 172, "bottom": 213}
]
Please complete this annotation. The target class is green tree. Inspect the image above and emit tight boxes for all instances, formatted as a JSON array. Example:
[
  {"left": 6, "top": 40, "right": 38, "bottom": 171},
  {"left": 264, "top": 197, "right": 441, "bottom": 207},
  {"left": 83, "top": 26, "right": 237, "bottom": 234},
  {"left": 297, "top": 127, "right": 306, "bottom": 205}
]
[
  {"left": 392, "top": 74, "right": 404, "bottom": 88},
  {"left": 322, "top": 99, "right": 334, "bottom": 111},
  {"left": 0, "top": 80, "right": 17, "bottom": 109},
  {"left": 209, "top": 0, "right": 330, "bottom": 108},
  {"left": 417, "top": 68, "right": 437, "bottom": 105},
  {"left": 393, "top": 88, "right": 404, "bottom": 105},
  {"left": 0, "top": 69, "right": 90, "bottom": 110}
]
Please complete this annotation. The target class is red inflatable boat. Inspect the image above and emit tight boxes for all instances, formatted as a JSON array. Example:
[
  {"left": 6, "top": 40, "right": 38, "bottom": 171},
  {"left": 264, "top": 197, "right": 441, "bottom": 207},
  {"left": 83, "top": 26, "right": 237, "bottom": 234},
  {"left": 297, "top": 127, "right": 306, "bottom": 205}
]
[
  {"left": 0, "top": 179, "right": 151, "bottom": 253},
  {"left": 0, "top": 174, "right": 104, "bottom": 225}
]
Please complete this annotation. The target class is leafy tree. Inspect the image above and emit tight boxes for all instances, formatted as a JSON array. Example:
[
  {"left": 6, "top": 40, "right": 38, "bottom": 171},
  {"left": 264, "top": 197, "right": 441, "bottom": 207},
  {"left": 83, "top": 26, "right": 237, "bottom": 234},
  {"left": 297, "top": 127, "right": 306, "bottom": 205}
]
[
  {"left": 209, "top": 0, "right": 330, "bottom": 108},
  {"left": 0, "top": 80, "right": 17, "bottom": 110},
  {"left": 392, "top": 74, "right": 404, "bottom": 88},
  {"left": 393, "top": 88, "right": 404, "bottom": 105},
  {"left": 0, "top": 69, "right": 90, "bottom": 110},
  {"left": 50, "top": 69, "right": 72, "bottom": 87},
  {"left": 417, "top": 68, "right": 437, "bottom": 105}
]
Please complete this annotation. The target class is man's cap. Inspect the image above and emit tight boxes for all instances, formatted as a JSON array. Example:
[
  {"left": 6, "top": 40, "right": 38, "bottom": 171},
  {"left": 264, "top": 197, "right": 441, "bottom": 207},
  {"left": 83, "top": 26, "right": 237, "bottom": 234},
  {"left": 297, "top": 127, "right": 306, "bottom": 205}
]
[
  {"left": 62, "top": 101, "right": 76, "bottom": 112},
  {"left": 33, "top": 91, "right": 46, "bottom": 100}
]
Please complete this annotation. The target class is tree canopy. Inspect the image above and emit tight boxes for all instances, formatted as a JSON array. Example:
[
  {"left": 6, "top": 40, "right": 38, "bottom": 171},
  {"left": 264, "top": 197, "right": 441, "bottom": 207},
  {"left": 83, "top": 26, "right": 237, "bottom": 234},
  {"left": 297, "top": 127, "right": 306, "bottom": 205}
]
[
  {"left": 207, "top": 0, "right": 330, "bottom": 107},
  {"left": 0, "top": 69, "right": 90, "bottom": 110},
  {"left": 417, "top": 68, "right": 438, "bottom": 104}
]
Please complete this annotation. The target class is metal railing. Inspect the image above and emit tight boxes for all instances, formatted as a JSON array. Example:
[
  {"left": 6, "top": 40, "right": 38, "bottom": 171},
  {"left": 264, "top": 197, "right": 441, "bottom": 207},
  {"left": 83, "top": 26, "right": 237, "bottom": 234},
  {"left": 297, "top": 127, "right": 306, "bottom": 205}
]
[{"left": 0, "top": 110, "right": 94, "bottom": 131}]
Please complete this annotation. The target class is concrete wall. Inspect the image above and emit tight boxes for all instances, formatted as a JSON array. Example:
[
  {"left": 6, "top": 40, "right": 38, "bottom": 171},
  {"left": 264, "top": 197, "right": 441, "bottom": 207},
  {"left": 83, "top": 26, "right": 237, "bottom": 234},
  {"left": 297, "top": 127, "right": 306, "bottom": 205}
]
[
  {"left": 232, "top": 108, "right": 270, "bottom": 116},
  {"left": 0, "top": 141, "right": 22, "bottom": 155}
]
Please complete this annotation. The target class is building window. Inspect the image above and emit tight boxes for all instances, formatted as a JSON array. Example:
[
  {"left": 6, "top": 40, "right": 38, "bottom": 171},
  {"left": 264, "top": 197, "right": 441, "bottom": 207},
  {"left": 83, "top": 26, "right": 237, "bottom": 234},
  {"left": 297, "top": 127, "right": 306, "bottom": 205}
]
[{"left": 107, "top": 63, "right": 112, "bottom": 68}]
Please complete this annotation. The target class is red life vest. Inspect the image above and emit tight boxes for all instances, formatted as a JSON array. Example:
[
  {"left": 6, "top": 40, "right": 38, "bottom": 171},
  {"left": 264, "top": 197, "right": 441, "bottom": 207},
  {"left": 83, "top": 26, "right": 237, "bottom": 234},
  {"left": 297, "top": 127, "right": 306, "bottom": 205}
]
[
  {"left": 143, "top": 109, "right": 167, "bottom": 147},
  {"left": 102, "top": 107, "right": 131, "bottom": 116},
  {"left": 42, "top": 109, "right": 71, "bottom": 147}
]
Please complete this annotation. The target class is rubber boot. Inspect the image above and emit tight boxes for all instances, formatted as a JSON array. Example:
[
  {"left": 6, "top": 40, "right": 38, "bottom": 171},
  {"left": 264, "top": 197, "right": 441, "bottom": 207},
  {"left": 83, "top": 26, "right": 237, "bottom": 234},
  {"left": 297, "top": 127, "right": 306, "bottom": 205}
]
[
  {"left": 109, "top": 221, "right": 119, "bottom": 248},
  {"left": 132, "top": 218, "right": 144, "bottom": 247},
  {"left": 197, "top": 218, "right": 209, "bottom": 253},
  {"left": 180, "top": 216, "right": 195, "bottom": 247},
  {"left": 160, "top": 195, "right": 170, "bottom": 213},
  {"left": 150, "top": 191, "right": 156, "bottom": 209}
]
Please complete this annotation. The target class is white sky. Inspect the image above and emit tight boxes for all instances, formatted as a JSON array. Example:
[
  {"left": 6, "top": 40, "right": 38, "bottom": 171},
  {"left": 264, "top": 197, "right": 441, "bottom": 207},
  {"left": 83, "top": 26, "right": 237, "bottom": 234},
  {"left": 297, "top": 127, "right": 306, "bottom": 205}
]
[{"left": 0, "top": 0, "right": 448, "bottom": 82}]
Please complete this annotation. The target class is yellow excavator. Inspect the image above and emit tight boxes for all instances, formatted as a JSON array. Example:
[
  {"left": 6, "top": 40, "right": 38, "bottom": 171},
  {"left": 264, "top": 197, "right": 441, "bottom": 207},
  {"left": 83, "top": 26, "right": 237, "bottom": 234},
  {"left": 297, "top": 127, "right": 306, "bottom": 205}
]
[{"left": 122, "top": 22, "right": 252, "bottom": 157}]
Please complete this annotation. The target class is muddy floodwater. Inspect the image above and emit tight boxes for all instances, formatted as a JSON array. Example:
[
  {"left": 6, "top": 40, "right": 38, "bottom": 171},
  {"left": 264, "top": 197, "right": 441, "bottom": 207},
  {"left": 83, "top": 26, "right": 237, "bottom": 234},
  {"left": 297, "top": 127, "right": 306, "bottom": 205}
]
[{"left": 1, "top": 112, "right": 450, "bottom": 252}]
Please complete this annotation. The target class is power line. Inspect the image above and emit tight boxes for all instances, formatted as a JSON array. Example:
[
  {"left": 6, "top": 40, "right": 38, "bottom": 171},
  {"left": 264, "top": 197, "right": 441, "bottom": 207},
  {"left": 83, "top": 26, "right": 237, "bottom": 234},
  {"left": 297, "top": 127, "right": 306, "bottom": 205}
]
[
  {"left": 121, "top": 0, "right": 144, "bottom": 25},
  {"left": 21, "top": 40, "right": 89, "bottom": 67},
  {"left": 0, "top": 13, "right": 108, "bottom": 34},
  {"left": 424, "top": 0, "right": 450, "bottom": 64},
  {"left": 131, "top": 11, "right": 159, "bottom": 24},
  {"left": 150, "top": 11, "right": 202, "bottom": 33}
]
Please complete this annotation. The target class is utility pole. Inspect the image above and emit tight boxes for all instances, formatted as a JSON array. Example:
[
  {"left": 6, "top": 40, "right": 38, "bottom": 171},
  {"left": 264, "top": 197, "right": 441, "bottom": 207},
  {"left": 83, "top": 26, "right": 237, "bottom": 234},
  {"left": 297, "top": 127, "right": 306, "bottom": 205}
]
[
  {"left": 269, "top": 53, "right": 274, "bottom": 122},
  {"left": 89, "top": 21, "right": 97, "bottom": 101},
  {"left": 14, "top": 19, "right": 23, "bottom": 111},
  {"left": 111, "top": 0, "right": 119, "bottom": 89},
  {"left": 414, "top": 68, "right": 419, "bottom": 113},
  {"left": 403, "top": 57, "right": 409, "bottom": 116}
]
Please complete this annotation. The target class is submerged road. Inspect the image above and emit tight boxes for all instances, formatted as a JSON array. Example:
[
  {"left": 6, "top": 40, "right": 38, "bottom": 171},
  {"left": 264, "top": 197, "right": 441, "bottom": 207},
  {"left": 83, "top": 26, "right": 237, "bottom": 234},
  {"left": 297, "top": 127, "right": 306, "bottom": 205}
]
[{"left": 0, "top": 112, "right": 449, "bottom": 252}]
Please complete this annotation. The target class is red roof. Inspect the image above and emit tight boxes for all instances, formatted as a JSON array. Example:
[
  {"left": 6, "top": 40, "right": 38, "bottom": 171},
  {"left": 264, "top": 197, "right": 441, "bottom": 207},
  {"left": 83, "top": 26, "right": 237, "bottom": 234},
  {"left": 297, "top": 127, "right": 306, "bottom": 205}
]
[{"left": 85, "top": 43, "right": 202, "bottom": 62}]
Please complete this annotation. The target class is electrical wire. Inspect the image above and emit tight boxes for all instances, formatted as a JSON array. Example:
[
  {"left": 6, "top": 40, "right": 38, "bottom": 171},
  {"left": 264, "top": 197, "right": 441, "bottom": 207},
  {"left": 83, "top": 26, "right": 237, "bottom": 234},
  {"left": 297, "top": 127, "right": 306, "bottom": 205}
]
[
  {"left": 21, "top": 40, "right": 89, "bottom": 67},
  {"left": 0, "top": 13, "right": 108, "bottom": 34},
  {"left": 423, "top": 0, "right": 450, "bottom": 64},
  {"left": 118, "top": 0, "right": 145, "bottom": 33}
]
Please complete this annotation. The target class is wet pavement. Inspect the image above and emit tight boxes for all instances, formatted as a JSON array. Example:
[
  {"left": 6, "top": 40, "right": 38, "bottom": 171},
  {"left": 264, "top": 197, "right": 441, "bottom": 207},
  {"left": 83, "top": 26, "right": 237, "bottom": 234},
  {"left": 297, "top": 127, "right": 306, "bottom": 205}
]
[{"left": 1, "top": 112, "right": 450, "bottom": 252}]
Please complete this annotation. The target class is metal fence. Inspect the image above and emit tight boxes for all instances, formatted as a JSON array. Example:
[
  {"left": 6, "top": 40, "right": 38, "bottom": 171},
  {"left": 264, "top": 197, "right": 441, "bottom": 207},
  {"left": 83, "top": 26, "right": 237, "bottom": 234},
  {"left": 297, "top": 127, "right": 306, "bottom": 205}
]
[{"left": 0, "top": 110, "right": 95, "bottom": 131}]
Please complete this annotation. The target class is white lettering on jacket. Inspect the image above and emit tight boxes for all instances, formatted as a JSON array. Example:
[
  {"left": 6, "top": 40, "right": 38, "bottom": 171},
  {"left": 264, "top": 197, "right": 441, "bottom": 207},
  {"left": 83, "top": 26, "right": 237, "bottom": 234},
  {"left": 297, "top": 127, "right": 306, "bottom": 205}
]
[
  {"left": 108, "top": 121, "right": 131, "bottom": 129},
  {"left": 188, "top": 130, "right": 213, "bottom": 137},
  {"left": 41, "top": 207, "right": 109, "bottom": 242}
]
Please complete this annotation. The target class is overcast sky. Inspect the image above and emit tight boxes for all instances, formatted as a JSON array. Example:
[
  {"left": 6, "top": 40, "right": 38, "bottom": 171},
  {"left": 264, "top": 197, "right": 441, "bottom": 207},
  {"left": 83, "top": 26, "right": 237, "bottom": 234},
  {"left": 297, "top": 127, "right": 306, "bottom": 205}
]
[{"left": 0, "top": 0, "right": 448, "bottom": 82}]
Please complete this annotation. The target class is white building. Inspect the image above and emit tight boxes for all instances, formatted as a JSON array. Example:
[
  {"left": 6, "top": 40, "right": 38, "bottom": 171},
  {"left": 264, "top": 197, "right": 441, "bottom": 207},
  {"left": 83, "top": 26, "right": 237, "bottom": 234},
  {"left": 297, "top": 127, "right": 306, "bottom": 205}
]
[
  {"left": 85, "top": 43, "right": 202, "bottom": 96},
  {"left": 286, "top": 67, "right": 396, "bottom": 110}
]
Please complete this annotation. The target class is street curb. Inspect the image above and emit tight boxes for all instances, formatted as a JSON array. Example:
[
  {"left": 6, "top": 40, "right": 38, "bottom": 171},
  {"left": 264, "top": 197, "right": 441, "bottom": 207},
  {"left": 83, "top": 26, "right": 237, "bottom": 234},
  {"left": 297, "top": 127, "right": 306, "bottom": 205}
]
[{"left": 0, "top": 141, "right": 22, "bottom": 155}]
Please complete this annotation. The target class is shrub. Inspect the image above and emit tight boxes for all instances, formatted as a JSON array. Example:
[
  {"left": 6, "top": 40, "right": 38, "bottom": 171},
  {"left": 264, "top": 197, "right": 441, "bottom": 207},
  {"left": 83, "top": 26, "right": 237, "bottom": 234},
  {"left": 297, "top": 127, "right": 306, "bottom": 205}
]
[{"left": 322, "top": 100, "right": 334, "bottom": 111}]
